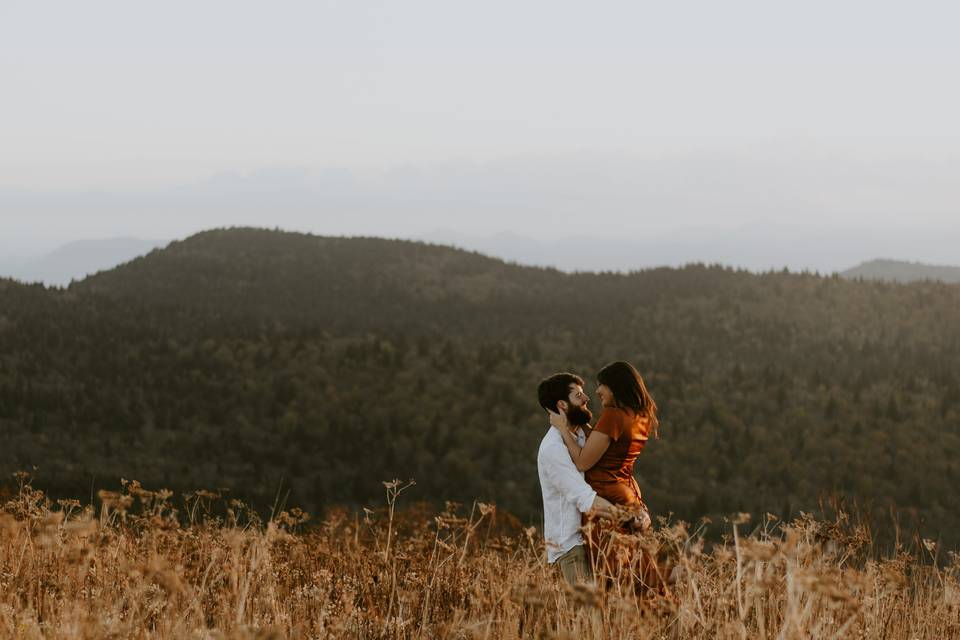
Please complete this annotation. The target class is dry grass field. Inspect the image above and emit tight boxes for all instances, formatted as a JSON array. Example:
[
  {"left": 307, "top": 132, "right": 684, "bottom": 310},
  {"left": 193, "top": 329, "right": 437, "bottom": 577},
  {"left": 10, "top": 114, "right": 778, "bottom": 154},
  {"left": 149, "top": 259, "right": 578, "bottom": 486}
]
[{"left": 1, "top": 475, "right": 958, "bottom": 639}]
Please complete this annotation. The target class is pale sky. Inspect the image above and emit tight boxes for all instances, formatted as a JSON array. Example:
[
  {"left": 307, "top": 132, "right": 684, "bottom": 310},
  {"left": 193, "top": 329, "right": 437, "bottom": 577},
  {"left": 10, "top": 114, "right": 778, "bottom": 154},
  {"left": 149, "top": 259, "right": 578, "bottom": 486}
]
[{"left": 2, "top": 0, "right": 959, "bottom": 267}]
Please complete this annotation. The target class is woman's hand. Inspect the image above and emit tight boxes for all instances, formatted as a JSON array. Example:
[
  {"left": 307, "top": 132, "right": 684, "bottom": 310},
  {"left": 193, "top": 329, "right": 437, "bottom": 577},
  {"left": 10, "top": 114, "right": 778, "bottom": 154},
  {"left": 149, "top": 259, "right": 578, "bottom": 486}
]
[
  {"left": 548, "top": 409, "right": 570, "bottom": 431},
  {"left": 551, "top": 410, "right": 609, "bottom": 471},
  {"left": 626, "top": 509, "right": 652, "bottom": 534}
]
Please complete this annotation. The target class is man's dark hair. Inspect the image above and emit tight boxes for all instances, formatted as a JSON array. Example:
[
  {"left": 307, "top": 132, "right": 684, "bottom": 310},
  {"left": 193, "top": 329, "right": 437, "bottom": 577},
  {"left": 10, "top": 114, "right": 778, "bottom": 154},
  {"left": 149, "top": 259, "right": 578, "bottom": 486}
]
[{"left": 537, "top": 372, "right": 584, "bottom": 413}]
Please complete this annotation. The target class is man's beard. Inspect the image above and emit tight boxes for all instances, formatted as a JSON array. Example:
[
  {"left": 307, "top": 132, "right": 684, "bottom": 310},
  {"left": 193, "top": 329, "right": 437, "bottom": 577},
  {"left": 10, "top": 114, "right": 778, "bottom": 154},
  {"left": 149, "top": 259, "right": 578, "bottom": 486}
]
[{"left": 565, "top": 403, "right": 593, "bottom": 427}]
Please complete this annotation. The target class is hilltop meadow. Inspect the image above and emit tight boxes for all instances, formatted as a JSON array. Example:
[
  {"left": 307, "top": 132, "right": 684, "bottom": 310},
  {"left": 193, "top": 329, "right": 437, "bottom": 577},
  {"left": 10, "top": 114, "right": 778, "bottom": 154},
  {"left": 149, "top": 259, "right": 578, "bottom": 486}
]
[{"left": 1, "top": 474, "right": 959, "bottom": 638}]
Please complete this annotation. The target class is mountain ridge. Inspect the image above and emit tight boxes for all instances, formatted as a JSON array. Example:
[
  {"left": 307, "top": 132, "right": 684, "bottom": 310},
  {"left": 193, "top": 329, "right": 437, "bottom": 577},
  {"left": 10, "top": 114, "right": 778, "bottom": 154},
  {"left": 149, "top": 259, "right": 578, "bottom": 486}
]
[{"left": 6, "top": 228, "right": 960, "bottom": 287}]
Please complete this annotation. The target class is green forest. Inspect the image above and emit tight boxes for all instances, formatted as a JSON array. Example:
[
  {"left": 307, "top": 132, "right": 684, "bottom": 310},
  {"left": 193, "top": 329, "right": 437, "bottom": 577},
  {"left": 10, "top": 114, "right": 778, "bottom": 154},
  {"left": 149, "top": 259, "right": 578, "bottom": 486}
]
[{"left": 2, "top": 228, "right": 959, "bottom": 545}]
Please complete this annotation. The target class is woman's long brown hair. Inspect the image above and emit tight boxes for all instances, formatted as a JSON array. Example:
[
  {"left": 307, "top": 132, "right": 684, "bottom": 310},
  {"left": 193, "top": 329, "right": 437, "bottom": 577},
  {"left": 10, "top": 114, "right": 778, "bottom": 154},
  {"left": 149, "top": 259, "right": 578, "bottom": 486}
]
[{"left": 597, "top": 360, "right": 660, "bottom": 437}]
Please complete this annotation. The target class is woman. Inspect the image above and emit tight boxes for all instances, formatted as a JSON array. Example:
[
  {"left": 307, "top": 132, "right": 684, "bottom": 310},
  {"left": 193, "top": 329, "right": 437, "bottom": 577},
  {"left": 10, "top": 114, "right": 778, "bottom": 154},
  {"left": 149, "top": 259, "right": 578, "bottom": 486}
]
[
  {"left": 550, "top": 360, "right": 662, "bottom": 588},
  {"left": 552, "top": 361, "right": 658, "bottom": 518}
]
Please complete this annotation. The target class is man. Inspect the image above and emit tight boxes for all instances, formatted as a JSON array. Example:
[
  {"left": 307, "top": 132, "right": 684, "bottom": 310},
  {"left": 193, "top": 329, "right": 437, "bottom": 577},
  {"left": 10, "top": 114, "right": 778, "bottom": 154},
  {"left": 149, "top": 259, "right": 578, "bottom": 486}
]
[{"left": 536, "top": 372, "right": 615, "bottom": 584}]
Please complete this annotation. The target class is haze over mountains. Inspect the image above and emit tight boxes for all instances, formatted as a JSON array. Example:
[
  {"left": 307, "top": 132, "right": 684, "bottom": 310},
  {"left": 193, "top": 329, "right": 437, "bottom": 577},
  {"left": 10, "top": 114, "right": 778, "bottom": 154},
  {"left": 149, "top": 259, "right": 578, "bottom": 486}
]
[
  {"left": 4, "top": 141, "right": 960, "bottom": 277},
  {"left": 423, "top": 230, "right": 960, "bottom": 280},
  {"left": 0, "top": 237, "right": 166, "bottom": 286}
]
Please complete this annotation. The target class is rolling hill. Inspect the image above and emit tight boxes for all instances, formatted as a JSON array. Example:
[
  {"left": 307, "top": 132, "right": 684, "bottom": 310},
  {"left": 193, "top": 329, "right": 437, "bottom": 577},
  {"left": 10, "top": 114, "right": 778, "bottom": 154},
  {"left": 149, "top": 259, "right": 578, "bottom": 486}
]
[{"left": 2, "top": 227, "right": 959, "bottom": 545}]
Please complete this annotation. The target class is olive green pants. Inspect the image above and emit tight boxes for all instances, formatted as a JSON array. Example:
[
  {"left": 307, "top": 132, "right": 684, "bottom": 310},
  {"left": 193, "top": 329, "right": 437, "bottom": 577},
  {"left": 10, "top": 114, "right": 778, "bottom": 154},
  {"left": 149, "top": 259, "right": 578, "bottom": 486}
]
[{"left": 556, "top": 544, "right": 592, "bottom": 584}]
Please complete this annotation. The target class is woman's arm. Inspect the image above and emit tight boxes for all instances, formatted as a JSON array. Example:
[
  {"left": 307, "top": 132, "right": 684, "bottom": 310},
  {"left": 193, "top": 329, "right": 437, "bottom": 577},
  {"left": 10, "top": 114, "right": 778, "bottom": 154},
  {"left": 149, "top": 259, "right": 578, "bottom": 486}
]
[
  {"left": 566, "top": 429, "right": 611, "bottom": 471},
  {"left": 549, "top": 411, "right": 611, "bottom": 471}
]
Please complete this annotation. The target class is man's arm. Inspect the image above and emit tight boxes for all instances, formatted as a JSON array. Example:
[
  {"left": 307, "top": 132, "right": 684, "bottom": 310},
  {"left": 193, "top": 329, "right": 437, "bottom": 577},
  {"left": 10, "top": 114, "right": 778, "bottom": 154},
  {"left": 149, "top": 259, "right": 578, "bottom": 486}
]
[
  {"left": 540, "top": 444, "right": 603, "bottom": 516},
  {"left": 540, "top": 451, "right": 647, "bottom": 527},
  {"left": 589, "top": 495, "right": 616, "bottom": 518}
]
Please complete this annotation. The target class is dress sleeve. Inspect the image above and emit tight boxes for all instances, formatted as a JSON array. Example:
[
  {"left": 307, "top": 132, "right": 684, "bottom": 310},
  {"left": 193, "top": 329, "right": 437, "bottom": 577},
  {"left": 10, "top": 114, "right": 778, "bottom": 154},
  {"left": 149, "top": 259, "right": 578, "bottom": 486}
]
[{"left": 594, "top": 409, "right": 624, "bottom": 442}]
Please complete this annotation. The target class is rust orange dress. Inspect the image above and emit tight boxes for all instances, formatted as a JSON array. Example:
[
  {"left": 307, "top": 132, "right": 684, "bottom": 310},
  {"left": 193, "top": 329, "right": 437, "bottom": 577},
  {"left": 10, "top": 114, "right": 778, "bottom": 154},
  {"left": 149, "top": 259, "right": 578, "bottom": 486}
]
[
  {"left": 585, "top": 406, "right": 651, "bottom": 512},
  {"left": 582, "top": 406, "right": 660, "bottom": 590}
]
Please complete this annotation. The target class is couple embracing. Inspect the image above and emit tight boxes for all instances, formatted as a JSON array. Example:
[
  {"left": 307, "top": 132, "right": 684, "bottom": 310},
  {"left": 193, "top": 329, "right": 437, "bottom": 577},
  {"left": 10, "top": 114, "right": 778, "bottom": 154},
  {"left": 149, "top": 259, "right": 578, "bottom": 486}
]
[{"left": 536, "top": 361, "right": 659, "bottom": 585}]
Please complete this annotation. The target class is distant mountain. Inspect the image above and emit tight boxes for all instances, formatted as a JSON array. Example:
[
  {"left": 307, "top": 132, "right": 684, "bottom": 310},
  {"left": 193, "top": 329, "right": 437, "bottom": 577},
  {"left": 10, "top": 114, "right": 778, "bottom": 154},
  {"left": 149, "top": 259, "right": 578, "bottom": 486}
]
[
  {"left": 6, "top": 229, "right": 960, "bottom": 284},
  {"left": 841, "top": 259, "right": 960, "bottom": 284},
  {"left": 3, "top": 237, "right": 166, "bottom": 286}
]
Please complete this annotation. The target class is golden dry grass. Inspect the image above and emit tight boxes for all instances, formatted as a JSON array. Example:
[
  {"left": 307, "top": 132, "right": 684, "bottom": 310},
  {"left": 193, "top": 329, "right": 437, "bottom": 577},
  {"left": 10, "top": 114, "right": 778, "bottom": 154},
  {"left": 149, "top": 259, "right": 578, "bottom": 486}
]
[{"left": 1, "top": 475, "right": 958, "bottom": 639}]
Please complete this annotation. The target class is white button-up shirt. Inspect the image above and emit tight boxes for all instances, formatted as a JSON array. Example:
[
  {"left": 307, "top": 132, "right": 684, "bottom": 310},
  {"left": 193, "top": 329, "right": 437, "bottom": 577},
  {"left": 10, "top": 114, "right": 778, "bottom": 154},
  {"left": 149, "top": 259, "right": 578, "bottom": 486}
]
[{"left": 536, "top": 426, "right": 598, "bottom": 563}]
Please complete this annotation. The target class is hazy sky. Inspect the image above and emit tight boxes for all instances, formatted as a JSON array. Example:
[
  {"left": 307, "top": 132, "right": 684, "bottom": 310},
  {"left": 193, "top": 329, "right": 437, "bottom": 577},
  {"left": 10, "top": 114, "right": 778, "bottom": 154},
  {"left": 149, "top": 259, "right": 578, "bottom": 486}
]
[{"left": 2, "top": 1, "right": 959, "bottom": 266}]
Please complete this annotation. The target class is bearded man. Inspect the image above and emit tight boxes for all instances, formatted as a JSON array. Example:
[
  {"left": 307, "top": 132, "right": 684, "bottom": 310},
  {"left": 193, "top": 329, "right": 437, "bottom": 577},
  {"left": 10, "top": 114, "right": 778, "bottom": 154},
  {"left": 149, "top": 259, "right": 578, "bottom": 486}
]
[{"left": 536, "top": 372, "right": 614, "bottom": 584}]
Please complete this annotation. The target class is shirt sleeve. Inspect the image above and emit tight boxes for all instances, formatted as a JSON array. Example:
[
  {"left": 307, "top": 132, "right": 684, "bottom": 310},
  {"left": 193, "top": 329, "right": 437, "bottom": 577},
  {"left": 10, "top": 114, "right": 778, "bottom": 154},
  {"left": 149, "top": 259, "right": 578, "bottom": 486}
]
[
  {"left": 538, "top": 444, "right": 597, "bottom": 513},
  {"left": 594, "top": 409, "right": 624, "bottom": 442}
]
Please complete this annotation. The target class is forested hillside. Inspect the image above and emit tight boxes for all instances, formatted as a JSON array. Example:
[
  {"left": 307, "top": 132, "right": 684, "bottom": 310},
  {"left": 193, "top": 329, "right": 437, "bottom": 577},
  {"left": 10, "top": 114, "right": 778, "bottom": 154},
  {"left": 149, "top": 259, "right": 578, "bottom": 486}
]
[{"left": 2, "top": 228, "right": 959, "bottom": 544}]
